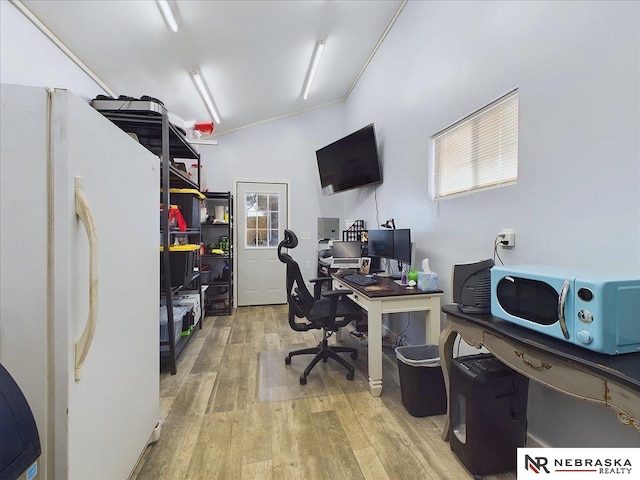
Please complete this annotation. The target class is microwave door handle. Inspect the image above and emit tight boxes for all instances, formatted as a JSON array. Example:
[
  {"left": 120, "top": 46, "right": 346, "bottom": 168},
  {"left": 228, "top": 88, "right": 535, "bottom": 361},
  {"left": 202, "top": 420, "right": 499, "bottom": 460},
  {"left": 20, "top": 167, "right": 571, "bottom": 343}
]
[{"left": 558, "top": 280, "right": 571, "bottom": 339}]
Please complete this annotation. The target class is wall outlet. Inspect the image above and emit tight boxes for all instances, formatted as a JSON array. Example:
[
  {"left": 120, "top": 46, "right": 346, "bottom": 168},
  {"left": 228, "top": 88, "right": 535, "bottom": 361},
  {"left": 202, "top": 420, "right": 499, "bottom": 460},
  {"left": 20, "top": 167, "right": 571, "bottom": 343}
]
[
  {"left": 499, "top": 228, "right": 515, "bottom": 248},
  {"left": 300, "top": 232, "right": 311, "bottom": 240},
  {"left": 305, "top": 260, "right": 311, "bottom": 269}
]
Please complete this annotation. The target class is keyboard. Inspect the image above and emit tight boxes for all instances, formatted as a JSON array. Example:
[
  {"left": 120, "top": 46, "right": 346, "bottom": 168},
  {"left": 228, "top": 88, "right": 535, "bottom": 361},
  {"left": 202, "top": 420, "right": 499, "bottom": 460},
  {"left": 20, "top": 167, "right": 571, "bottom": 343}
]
[{"left": 344, "top": 274, "right": 377, "bottom": 286}]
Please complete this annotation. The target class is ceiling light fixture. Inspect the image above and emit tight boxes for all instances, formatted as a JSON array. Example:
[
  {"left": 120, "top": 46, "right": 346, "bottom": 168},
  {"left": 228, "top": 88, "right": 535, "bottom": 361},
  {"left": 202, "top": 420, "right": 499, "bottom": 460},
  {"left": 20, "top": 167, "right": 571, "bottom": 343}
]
[
  {"left": 302, "top": 40, "right": 325, "bottom": 100},
  {"left": 156, "top": 0, "right": 178, "bottom": 32},
  {"left": 191, "top": 71, "right": 221, "bottom": 124}
]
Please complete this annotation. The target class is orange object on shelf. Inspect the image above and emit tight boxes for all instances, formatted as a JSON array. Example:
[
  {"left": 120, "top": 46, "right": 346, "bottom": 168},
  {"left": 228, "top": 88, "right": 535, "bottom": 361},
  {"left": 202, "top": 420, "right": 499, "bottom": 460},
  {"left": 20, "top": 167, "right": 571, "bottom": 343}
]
[
  {"left": 168, "top": 205, "right": 187, "bottom": 232},
  {"left": 194, "top": 121, "right": 214, "bottom": 135}
]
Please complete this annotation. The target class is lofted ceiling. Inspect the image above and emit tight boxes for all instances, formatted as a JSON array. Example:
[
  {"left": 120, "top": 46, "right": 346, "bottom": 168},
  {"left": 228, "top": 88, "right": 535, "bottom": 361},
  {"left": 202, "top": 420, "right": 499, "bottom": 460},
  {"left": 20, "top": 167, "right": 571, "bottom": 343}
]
[{"left": 16, "top": 0, "right": 405, "bottom": 137}]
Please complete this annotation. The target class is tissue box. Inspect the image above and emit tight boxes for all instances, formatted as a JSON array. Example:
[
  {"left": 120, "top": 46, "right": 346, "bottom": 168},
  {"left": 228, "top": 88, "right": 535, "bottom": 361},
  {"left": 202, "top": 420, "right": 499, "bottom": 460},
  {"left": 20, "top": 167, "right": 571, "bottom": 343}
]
[{"left": 418, "top": 272, "right": 438, "bottom": 291}]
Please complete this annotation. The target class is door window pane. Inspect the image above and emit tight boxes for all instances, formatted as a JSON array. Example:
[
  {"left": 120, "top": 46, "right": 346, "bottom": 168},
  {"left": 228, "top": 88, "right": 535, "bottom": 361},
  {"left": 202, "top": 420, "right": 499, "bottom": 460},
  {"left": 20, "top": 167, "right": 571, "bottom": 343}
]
[
  {"left": 257, "top": 194, "right": 267, "bottom": 211},
  {"left": 268, "top": 229, "right": 279, "bottom": 247},
  {"left": 245, "top": 191, "right": 280, "bottom": 248}
]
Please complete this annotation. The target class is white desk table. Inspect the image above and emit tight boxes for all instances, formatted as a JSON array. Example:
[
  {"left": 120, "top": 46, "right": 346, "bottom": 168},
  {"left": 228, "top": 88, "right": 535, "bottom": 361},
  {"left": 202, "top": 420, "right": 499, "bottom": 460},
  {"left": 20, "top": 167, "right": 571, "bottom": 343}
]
[{"left": 332, "top": 274, "right": 443, "bottom": 396}]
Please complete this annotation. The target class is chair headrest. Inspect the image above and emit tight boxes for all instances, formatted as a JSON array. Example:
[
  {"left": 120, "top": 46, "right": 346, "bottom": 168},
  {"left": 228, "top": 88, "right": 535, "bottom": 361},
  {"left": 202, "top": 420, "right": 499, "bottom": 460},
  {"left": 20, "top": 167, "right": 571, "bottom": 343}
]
[
  {"left": 282, "top": 229, "right": 298, "bottom": 249},
  {"left": 277, "top": 229, "right": 299, "bottom": 262}
]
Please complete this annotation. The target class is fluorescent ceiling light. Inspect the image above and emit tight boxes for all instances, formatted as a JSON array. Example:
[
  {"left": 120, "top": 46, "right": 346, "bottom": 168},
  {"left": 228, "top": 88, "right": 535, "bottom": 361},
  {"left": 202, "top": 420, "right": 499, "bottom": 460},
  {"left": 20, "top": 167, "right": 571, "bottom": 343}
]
[
  {"left": 302, "top": 40, "right": 325, "bottom": 100},
  {"left": 192, "top": 71, "right": 221, "bottom": 124},
  {"left": 156, "top": 0, "right": 178, "bottom": 32}
]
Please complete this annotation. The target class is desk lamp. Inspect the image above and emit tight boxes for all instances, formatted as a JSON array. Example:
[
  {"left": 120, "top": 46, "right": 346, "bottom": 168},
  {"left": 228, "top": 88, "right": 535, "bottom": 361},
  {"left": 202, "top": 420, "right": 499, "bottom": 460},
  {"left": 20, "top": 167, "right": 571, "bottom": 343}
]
[{"left": 381, "top": 218, "right": 395, "bottom": 229}]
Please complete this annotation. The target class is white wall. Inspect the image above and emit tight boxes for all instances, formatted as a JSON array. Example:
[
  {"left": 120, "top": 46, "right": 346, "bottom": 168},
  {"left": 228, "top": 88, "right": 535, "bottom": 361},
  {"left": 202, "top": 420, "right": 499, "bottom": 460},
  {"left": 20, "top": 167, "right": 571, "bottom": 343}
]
[
  {"left": 340, "top": 0, "right": 639, "bottom": 447},
  {"left": 344, "top": 0, "right": 640, "bottom": 278},
  {"left": 0, "top": 1, "right": 104, "bottom": 100},
  {"left": 200, "top": 102, "right": 348, "bottom": 273}
]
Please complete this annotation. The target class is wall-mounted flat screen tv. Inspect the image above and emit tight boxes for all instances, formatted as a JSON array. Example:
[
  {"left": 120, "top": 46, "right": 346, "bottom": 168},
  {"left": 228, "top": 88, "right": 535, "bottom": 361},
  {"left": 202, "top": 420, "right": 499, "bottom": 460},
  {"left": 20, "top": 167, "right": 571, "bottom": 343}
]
[{"left": 316, "top": 123, "right": 382, "bottom": 196}]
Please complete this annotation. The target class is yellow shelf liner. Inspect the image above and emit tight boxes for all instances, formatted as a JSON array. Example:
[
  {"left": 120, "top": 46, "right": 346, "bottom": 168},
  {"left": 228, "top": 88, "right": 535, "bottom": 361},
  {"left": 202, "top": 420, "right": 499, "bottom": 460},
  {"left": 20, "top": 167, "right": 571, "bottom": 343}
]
[
  {"left": 162, "top": 188, "right": 206, "bottom": 200},
  {"left": 159, "top": 244, "right": 199, "bottom": 252}
]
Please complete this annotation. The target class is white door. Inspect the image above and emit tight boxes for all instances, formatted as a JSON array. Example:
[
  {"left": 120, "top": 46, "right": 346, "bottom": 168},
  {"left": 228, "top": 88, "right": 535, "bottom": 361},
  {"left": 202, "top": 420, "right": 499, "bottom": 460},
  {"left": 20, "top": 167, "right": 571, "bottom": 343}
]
[{"left": 236, "top": 181, "right": 288, "bottom": 306}]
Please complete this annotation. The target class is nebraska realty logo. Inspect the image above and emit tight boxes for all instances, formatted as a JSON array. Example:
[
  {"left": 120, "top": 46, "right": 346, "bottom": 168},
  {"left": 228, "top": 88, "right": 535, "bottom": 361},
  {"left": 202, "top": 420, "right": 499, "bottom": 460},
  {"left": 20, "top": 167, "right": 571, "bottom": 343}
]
[{"left": 518, "top": 448, "right": 638, "bottom": 478}]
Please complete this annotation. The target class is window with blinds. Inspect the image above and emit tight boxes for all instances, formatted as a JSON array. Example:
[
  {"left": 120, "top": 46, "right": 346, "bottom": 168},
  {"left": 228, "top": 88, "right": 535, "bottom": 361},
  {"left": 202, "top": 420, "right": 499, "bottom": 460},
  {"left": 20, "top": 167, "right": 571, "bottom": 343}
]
[{"left": 431, "top": 89, "right": 518, "bottom": 200}]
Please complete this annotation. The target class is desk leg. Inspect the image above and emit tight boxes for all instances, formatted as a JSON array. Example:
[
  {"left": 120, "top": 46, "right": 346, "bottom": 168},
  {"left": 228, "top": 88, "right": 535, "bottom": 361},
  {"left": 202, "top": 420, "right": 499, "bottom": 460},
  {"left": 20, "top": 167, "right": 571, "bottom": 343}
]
[
  {"left": 426, "top": 296, "right": 441, "bottom": 344},
  {"left": 439, "top": 321, "right": 457, "bottom": 441},
  {"left": 367, "top": 302, "right": 383, "bottom": 397}
]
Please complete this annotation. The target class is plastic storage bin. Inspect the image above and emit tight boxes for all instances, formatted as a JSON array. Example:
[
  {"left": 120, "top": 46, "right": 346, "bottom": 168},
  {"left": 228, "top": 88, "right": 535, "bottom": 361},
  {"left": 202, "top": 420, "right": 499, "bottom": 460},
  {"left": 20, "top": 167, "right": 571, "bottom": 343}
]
[
  {"left": 159, "top": 304, "right": 191, "bottom": 348},
  {"left": 173, "top": 291, "right": 202, "bottom": 328},
  {"left": 160, "top": 249, "right": 195, "bottom": 287},
  {"left": 168, "top": 188, "right": 205, "bottom": 229},
  {"left": 395, "top": 344, "right": 447, "bottom": 417}
]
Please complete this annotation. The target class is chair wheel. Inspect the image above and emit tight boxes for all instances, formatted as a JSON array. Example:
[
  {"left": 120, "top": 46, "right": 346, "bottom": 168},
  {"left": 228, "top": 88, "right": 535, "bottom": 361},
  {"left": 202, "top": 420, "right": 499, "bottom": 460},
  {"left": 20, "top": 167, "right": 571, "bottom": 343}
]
[
  {"left": 351, "top": 352, "right": 358, "bottom": 360},
  {"left": 285, "top": 356, "right": 291, "bottom": 365},
  {"left": 299, "top": 376, "right": 307, "bottom": 385},
  {"left": 346, "top": 372, "right": 354, "bottom": 381}
]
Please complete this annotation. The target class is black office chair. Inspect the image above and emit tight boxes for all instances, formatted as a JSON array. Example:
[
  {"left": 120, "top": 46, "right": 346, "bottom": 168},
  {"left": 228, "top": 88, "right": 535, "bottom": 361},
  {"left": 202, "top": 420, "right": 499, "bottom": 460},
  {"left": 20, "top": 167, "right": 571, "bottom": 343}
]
[{"left": 277, "top": 229, "right": 360, "bottom": 384}]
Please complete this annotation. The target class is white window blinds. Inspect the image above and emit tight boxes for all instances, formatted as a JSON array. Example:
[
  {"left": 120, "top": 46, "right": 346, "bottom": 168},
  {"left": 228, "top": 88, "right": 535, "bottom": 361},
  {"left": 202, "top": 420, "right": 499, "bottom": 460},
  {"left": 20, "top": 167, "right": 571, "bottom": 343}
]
[{"left": 432, "top": 89, "right": 518, "bottom": 200}]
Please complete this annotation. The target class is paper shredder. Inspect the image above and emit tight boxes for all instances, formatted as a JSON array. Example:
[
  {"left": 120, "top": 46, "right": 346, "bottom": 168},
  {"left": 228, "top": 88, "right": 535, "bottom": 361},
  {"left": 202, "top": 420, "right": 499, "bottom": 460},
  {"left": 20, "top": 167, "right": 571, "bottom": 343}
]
[{"left": 449, "top": 353, "right": 528, "bottom": 477}]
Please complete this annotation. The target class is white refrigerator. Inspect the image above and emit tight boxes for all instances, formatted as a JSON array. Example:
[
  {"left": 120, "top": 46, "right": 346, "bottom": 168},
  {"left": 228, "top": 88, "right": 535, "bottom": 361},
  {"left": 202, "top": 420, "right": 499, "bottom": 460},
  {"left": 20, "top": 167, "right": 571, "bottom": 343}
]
[{"left": 0, "top": 84, "right": 160, "bottom": 479}]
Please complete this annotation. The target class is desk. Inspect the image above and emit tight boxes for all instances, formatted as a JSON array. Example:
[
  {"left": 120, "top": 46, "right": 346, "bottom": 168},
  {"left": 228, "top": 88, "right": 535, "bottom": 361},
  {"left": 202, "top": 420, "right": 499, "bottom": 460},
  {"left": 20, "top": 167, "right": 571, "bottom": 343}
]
[
  {"left": 438, "top": 304, "right": 640, "bottom": 440},
  {"left": 332, "top": 274, "right": 443, "bottom": 397}
]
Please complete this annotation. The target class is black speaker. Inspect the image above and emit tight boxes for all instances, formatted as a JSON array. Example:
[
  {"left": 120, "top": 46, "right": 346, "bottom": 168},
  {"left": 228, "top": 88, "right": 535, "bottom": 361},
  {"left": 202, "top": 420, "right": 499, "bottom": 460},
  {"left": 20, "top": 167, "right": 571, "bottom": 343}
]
[{"left": 449, "top": 353, "right": 528, "bottom": 477}]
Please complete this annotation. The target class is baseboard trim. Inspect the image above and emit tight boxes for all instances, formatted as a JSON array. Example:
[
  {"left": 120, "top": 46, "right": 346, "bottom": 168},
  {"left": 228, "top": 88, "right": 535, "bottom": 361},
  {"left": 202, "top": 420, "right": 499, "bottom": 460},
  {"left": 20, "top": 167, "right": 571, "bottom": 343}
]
[{"left": 526, "top": 432, "right": 551, "bottom": 448}]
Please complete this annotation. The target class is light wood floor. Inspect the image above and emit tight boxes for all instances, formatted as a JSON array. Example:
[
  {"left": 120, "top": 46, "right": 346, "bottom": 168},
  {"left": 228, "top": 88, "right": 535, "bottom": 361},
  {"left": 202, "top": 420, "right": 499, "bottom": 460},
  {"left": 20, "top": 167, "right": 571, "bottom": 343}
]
[{"left": 131, "top": 305, "right": 516, "bottom": 480}]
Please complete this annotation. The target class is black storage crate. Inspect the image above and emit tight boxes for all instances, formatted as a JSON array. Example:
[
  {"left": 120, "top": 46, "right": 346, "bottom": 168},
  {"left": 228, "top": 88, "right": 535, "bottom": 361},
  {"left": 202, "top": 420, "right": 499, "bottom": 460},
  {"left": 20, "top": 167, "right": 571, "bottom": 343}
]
[
  {"left": 173, "top": 193, "right": 201, "bottom": 229},
  {"left": 395, "top": 344, "right": 447, "bottom": 417},
  {"left": 160, "top": 250, "right": 195, "bottom": 287}
]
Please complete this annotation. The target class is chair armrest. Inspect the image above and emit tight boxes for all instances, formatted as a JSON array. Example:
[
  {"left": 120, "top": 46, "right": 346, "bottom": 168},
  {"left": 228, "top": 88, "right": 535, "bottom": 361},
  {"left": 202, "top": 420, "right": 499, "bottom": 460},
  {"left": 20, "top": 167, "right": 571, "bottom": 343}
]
[
  {"left": 322, "top": 288, "right": 356, "bottom": 321},
  {"left": 310, "top": 276, "right": 334, "bottom": 299}
]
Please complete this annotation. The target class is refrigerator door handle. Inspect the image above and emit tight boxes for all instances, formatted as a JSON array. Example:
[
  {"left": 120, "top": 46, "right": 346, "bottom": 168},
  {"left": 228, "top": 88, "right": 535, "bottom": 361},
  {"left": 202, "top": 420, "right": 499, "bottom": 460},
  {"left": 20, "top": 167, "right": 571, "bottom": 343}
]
[{"left": 74, "top": 176, "right": 99, "bottom": 381}]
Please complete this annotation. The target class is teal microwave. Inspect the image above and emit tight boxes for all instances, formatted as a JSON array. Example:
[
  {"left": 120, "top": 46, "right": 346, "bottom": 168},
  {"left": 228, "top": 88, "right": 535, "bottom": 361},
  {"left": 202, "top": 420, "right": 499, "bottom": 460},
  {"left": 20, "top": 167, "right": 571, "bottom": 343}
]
[{"left": 491, "top": 265, "right": 640, "bottom": 355}]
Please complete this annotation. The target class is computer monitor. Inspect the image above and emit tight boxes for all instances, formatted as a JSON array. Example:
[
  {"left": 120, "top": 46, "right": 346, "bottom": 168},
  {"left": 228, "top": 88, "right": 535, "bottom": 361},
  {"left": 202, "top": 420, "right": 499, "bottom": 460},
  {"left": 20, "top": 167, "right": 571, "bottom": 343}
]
[
  {"left": 331, "top": 241, "right": 362, "bottom": 259},
  {"left": 393, "top": 229, "right": 411, "bottom": 265},
  {"left": 367, "top": 230, "right": 394, "bottom": 258}
]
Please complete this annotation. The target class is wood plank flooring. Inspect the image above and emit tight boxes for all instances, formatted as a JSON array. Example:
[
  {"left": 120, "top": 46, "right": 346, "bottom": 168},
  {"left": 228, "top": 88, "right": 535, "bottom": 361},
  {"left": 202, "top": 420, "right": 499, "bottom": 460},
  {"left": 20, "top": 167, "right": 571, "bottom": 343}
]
[{"left": 131, "top": 305, "right": 516, "bottom": 480}]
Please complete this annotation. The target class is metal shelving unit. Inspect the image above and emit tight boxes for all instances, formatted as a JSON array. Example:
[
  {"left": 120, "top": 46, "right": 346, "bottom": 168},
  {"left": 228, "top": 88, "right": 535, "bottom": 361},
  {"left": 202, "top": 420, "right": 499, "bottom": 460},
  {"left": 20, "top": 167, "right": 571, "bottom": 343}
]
[
  {"left": 201, "top": 192, "right": 234, "bottom": 315},
  {"left": 93, "top": 106, "right": 202, "bottom": 374}
]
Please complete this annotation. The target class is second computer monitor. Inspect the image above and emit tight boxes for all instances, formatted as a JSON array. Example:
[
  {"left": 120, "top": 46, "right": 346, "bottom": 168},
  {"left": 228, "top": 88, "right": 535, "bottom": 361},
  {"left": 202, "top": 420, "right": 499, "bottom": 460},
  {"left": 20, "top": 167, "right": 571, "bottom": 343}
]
[
  {"left": 393, "top": 229, "right": 411, "bottom": 265},
  {"left": 367, "top": 229, "right": 394, "bottom": 258}
]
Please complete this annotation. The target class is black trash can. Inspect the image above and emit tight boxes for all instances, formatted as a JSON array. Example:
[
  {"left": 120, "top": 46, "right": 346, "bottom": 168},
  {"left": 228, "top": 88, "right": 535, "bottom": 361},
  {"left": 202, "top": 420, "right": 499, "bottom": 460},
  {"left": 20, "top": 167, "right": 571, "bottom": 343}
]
[{"left": 395, "top": 344, "right": 447, "bottom": 417}]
